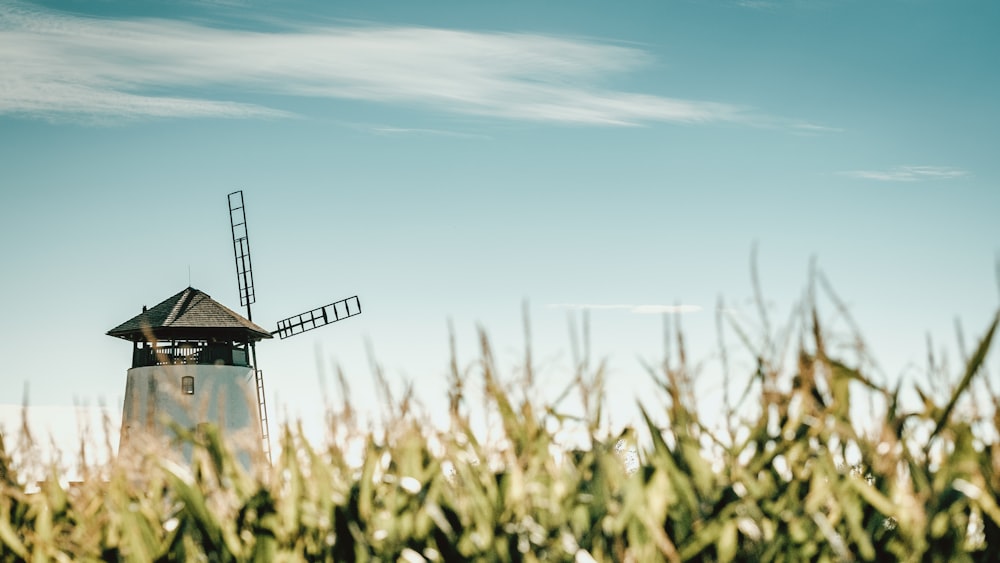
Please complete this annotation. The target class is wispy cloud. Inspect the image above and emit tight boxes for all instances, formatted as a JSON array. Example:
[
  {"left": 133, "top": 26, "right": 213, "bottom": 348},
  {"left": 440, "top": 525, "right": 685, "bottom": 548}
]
[
  {"left": 547, "top": 303, "right": 702, "bottom": 314},
  {"left": 1, "top": 2, "right": 800, "bottom": 127},
  {"left": 368, "top": 126, "right": 490, "bottom": 140},
  {"left": 791, "top": 122, "right": 845, "bottom": 135},
  {"left": 737, "top": 1, "right": 778, "bottom": 10},
  {"left": 840, "top": 166, "right": 970, "bottom": 182}
]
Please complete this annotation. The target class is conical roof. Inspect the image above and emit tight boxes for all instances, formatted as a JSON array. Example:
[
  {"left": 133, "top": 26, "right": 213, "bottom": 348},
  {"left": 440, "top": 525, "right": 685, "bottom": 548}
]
[{"left": 107, "top": 287, "right": 273, "bottom": 342}]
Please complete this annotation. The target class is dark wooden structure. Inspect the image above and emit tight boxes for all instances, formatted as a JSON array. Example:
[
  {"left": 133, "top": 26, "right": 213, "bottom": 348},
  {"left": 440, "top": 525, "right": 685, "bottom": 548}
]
[{"left": 107, "top": 287, "right": 273, "bottom": 369}]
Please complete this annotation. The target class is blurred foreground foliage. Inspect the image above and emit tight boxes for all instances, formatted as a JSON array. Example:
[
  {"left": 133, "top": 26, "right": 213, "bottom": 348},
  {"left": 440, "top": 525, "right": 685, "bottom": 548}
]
[{"left": 1, "top": 289, "right": 999, "bottom": 562}]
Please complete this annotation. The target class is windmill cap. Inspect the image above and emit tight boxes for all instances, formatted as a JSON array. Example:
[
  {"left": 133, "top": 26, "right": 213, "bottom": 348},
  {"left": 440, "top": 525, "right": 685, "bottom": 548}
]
[{"left": 107, "top": 287, "right": 273, "bottom": 342}]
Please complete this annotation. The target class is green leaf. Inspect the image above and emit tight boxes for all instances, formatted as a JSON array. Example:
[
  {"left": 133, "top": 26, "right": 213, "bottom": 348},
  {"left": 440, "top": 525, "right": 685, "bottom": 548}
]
[
  {"left": 717, "top": 519, "right": 738, "bottom": 563},
  {"left": 931, "top": 311, "right": 999, "bottom": 440}
]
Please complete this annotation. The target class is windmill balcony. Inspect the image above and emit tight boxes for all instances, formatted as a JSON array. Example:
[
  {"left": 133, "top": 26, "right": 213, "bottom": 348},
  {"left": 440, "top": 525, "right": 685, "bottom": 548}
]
[{"left": 132, "top": 342, "right": 251, "bottom": 368}]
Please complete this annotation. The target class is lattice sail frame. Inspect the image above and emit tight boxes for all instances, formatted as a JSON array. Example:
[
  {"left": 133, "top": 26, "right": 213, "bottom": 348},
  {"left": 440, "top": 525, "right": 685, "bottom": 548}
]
[
  {"left": 228, "top": 191, "right": 256, "bottom": 309},
  {"left": 274, "top": 296, "right": 361, "bottom": 339}
]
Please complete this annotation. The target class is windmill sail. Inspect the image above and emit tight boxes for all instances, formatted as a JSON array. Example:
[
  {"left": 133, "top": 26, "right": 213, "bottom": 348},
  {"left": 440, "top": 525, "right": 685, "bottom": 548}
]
[
  {"left": 228, "top": 190, "right": 256, "bottom": 310},
  {"left": 274, "top": 296, "right": 362, "bottom": 339},
  {"left": 227, "top": 190, "right": 268, "bottom": 462}
]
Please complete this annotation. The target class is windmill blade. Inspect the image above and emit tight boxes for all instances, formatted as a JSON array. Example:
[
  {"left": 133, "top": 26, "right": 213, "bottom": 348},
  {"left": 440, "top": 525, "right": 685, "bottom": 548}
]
[
  {"left": 228, "top": 190, "right": 256, "bottom": 310},
  {"left": 274, "top": 296, "right": 362, "bottom": 339}
]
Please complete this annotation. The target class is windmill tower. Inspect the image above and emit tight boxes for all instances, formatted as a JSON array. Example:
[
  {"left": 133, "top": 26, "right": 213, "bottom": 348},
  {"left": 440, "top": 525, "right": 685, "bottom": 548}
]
[
  {"left": 107, "top": 288, "right": 272, "bottom": 465},
  {"left": 108, "top": 190, "right": 361, "bottom": 465}
]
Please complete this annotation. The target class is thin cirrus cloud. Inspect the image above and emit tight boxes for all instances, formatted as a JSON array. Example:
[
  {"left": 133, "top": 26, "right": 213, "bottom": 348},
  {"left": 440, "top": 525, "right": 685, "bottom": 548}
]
[
  {"left": 840, "top": 166, "right": 970, "bottom": 182},
  {"left": 737, "top": 1, "right": 778, "bottom": 10},
  {"left": 2, "top": 2, "right": 771, "bottom": 127},
  {"left": 368, "top": 126, "right": 491, "bottom": 140},
  {"left": 547, "top": 304, "right": 702, "bottom": 315}
]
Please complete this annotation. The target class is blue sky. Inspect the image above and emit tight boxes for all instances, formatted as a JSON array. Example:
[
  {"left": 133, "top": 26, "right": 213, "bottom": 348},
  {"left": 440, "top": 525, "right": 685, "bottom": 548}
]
[{"left": 1, "top": 0, "right": 998, "bottom": 452}]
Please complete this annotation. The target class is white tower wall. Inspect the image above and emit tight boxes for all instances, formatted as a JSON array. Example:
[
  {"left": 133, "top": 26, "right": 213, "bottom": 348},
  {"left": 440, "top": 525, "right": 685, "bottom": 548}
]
[{"left": 119, "top": 364, "right": 262, "bottom": 464}]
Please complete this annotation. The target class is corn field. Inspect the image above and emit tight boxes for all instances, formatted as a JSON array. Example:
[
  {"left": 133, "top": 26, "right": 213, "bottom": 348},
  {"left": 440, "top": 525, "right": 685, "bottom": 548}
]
[{"left": 1, "top": 286, "right": 998, "bottom": 562}]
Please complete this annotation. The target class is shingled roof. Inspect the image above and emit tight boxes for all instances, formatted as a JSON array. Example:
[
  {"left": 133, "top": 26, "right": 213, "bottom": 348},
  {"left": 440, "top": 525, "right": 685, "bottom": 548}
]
[{"left": 107, "top": 287, "right": 273, "bottom": 342}]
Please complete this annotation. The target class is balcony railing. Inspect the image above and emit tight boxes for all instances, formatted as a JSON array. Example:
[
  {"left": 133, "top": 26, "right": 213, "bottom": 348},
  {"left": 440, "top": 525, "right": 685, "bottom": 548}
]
[{"left": 132, "top": 343, "right": 250, "bottom": 368}]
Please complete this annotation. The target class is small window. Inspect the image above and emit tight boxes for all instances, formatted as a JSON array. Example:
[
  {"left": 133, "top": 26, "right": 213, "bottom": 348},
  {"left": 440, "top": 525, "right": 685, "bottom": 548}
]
[{"left": 181, "top": 376, "right": 194, "bottom": 395}]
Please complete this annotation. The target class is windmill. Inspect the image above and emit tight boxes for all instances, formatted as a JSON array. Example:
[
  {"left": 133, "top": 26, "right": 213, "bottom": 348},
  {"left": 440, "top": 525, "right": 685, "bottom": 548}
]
[
  {"left": 227, "top": 190, "right": 362, "bottom": 461},
  {"left": 107, "top": 192, "right": 361, "bottom": 467}
]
